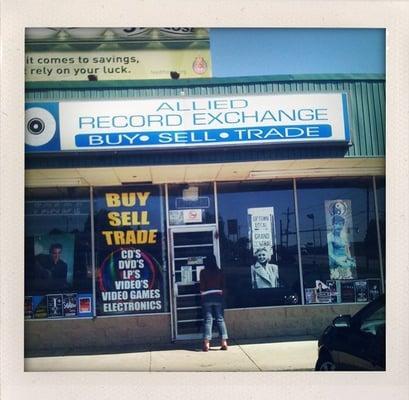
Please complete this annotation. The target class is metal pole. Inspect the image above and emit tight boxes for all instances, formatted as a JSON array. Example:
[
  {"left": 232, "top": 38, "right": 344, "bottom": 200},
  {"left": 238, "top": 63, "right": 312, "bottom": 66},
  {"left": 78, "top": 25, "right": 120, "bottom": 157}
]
[
  {"left": 373, "top": 176, "right": 385, "bottom": 293},
  {"left": 165, "top": 183, "right": 176, "bottom": 341},
  {"left": 312, "top": 217, "right": 316, "bottom": 248},
  {"left": 366, "top": 187, "right": 370, "bottom": 271},
  {"left": 280, "top": 219, "right": 283, "bottom": 247},
  {"left": 90, "top": 186, "right": 97, "bottom": 318},
  {"left": 293, "top": 179, "right": 305, "bottom": 305},
  {"left": 213, "top": 181, "right": 221, "bottom": 266},
  {"left": 159, "top": 185, "right": 168, "bottom": 317}
]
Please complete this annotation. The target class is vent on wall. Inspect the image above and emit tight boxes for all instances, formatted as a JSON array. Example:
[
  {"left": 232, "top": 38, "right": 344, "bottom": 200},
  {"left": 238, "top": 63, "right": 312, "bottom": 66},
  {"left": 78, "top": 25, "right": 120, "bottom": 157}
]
[
  {"left": 121, "top": 181, "right": 153, "bottom": 185},
  {"left": 25, "top": 177, "right": 89, "bottom": 187},
  {"left": 248, "top": 167, "right": 385, "bottom": 179}
]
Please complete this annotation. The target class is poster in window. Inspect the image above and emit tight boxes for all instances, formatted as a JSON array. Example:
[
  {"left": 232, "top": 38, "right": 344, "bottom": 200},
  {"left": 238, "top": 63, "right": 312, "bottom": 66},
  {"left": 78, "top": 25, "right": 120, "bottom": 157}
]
[
  {"left": 354, "top": 280, "right": 369, "bottom": 302},
  {"left": 25, "top": 294, "right": 90, "bottom": 320},
  {"left": 325, "top": 200, "right": 357, "bottom": 280},
  {"left": 326, "top": 280, "right": 340, "bottom": 303},
  {"left": 78, "top": 295, "right": 92, "bottom": 315},
  {"left": 340, "top": 281, "right": 356, "bottom": 303},
  {"left": 305, "top": 288, "right": 317, "bottom": 304},
  {"left": 25, "top": 297, "right": 33, "bottom": 319},
  {"left": 63, "top": 293, "right": 77, "bottom": 317},
  {"left": 248, "top": 207, "right": 279, "bottom": 289},
  {"left": 94, "top": 186, "right": 166, "bottom": 316},
  {"left": 47, "top": 294, "right": 63, "bottom": 318},
  {"left": 367, "top": 279, "right": 381, "bottom": 301},
  {"left": 32, "top": 296, "right": 48, "bottom": 319},
  {"left": 33, "top": 233, "right": 75, "bottom": 292},
  {"left": 315, "top": 280, "right": 331, "bottom": 303}
]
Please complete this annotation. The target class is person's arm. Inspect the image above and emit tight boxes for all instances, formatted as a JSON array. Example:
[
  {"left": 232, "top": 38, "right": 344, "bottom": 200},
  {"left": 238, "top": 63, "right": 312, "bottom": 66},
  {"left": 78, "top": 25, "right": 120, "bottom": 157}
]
[
  {"left": 266, "top": 264, "right": 277, "bottom": 288},
  {"left": 327, "top": 235, "right": 338, "bottom": 266},
  {"left": 34, "top": 257, "right": 51, "bottom": 279},
  {"left": 199, "top": 269, "right": 206, "bottom": 293},
  {"left": 62, "top": 262, "right": 71, "bottom": 287},
  {"left": 220, "top": 271, "right": 225, "bottom": 289},
  {"left": 54, "top": 261, "right": 68, "bottom": 280},
  {"left": 63, "top": 261, "right": 68, "bottom": 279},
  {"left": 341, "top": 234, "right": 353, "bottom": 259}
]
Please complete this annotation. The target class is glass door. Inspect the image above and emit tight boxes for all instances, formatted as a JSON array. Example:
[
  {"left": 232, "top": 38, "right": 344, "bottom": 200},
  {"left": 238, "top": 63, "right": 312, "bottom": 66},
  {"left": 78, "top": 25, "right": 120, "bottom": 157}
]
[{"left": 170, "top": 225, "right": 219, "bottom": 340}]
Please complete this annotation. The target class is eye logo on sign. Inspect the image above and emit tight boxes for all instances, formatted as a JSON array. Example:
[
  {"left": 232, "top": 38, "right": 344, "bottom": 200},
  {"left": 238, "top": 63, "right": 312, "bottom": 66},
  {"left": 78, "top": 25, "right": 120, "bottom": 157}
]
[{"left": 25, "top": 103, "right": 60, "bottom": 152}]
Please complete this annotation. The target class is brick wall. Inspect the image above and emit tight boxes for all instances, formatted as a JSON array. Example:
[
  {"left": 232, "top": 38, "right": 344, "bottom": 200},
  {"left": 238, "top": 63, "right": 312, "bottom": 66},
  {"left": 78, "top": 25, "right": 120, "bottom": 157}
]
[
  {"left": 25, "top": 313, "right": 171, "bottom": 356},
  {"left": 225, "top": 303, "right": 363, "bottom": 338},
  {"left": 25, "top": 304, "right": 364, "bottom": 356}
]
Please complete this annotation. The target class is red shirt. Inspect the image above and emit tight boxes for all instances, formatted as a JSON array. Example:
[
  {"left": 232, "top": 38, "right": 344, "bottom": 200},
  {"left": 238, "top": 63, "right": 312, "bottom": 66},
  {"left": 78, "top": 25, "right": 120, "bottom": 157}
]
[{"left": 199, "top": 268, "right": 224, "bottom": 294}]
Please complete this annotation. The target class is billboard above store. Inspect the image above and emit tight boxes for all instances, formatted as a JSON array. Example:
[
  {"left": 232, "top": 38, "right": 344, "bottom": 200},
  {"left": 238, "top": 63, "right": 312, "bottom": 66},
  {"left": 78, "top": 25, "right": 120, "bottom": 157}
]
[
  {"left": 25, "top": 92, "right": 350, "bottom": 153},
  {"left": 25, "top": 27, "right": 211, "bottom": 82}
]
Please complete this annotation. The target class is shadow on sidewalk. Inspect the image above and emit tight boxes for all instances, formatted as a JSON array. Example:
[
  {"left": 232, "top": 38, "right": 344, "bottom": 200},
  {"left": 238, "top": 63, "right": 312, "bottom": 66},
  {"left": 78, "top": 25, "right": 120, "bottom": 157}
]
[{"left": 25, "top": 335, "right": 318, "bottom": 358}]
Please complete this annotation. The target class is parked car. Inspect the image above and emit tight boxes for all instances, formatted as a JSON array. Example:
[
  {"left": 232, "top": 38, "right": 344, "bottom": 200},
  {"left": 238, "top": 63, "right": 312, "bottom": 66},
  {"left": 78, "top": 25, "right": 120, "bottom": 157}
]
[{"left": 315, "top": 294, "right": 385, "bottom": 371}]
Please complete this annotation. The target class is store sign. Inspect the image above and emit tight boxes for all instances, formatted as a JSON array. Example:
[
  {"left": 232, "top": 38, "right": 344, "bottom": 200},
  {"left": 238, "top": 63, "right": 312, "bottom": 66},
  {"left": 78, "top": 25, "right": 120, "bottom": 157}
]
[
  {"left": 25, "top": 93, "right": 350, "bottom": 153},
  {"left": 25, "top": 200, "right": 89, "bottom": 216},
  {"left": 94, "top": 186, "right": 165, "bottom": 316}
]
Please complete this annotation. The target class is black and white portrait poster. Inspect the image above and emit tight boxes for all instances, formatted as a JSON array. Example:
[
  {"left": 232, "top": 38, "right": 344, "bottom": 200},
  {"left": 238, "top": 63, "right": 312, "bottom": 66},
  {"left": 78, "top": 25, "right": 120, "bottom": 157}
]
[{"left": 325, "top": 200, "right": 357, "bottom": 280}]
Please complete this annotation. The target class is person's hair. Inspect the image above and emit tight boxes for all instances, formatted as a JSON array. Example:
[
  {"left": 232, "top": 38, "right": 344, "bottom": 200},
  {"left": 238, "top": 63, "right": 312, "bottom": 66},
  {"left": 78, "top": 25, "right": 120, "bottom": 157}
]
[
  {"left": 255, "top": 247, "right": 269, "bottom": 256},
  {"left": 49, "top": 243, "right": 63, "bottom": 252},
  {"left": 332, "top": 215, "right": 345, "bottom": 225},
  {"left": 203, "top": 254, "right": 219, "bottom": 271}
]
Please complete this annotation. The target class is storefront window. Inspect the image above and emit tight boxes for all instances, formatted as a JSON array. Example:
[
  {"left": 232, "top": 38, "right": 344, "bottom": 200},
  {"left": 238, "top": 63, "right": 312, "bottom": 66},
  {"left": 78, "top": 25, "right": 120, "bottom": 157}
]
[
  {"left": 25, "top": 187, "right": 93, "bottom": 319},
  {"left": 167, "top": 183, "right": 216, "bottom": 226},
  {"left": 93, "top": 185, "right": 168, "bottom": 316},
  {"left": 296, "top": 177, "right": 383, "bottom": 304},
  {"left": 217, "top": 180, "right": 300, "bottom": 308}
]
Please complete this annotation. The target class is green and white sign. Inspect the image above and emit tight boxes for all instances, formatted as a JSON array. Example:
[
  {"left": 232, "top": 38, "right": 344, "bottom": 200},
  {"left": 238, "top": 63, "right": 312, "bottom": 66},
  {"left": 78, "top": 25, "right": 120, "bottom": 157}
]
[{"left": 26, "top": 49, "right": 211, "bottom": 82}]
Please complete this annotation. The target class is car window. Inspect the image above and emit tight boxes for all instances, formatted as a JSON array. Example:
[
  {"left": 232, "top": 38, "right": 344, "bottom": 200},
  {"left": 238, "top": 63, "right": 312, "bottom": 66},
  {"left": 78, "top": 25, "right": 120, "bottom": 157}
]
[{"left": 360, "top": 306, "right": 385, "bottom": 336}]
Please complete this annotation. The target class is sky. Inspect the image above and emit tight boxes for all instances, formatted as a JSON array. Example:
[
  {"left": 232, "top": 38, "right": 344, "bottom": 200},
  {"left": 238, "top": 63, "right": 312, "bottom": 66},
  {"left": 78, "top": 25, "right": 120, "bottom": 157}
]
[{"left": 209, "top": 28, "right": 385, "bottom": 77}]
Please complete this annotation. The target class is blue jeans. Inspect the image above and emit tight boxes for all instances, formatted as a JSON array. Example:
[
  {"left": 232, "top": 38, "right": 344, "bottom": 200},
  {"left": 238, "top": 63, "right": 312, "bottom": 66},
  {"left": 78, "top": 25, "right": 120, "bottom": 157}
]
[{"left": 202, "top": 299, "right": 228, "bottom": 341}]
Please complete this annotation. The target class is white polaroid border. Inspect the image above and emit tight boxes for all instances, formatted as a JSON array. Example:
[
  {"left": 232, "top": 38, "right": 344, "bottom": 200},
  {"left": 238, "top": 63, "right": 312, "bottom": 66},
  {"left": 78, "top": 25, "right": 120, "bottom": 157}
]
[{"left": 1, "top": 1, "right": 408, "bottom": 400}]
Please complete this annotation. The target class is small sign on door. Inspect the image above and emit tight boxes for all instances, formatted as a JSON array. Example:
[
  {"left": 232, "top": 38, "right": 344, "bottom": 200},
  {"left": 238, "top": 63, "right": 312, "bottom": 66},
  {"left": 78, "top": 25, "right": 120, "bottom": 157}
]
[
  {"left": 182, "top": 186, "right": 199, "bottom": 201},
  {"left": 180, "top": 266, "right": 193, "bottom": 284},
  {"left": 183, "top": 209, "right": 202, "bottom": 223},
  {"left": 187, "top": 256, "right": 204, "bottom": 265},
  {"left": 196, "top": 265, "right": 205, "bottom": 281}
]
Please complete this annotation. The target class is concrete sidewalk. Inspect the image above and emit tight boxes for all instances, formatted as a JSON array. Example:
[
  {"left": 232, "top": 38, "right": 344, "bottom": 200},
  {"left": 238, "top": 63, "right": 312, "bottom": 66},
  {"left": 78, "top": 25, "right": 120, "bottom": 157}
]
[{"left": 25, "top": 336, "right": 318, "bottom": 372}]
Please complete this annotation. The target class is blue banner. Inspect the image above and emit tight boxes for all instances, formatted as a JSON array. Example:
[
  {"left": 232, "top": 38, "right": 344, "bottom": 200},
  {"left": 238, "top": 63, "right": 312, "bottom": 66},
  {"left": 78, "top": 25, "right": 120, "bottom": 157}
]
[{"left": 75, "top": 124, "right": 333, "bottom": 148}]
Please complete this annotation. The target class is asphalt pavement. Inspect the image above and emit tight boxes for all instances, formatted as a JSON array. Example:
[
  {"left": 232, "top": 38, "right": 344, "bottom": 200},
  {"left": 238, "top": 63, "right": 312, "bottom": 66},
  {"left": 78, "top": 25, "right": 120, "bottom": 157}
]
[{"left": 25, "top": 335, "right": 318, "bottom": 372}]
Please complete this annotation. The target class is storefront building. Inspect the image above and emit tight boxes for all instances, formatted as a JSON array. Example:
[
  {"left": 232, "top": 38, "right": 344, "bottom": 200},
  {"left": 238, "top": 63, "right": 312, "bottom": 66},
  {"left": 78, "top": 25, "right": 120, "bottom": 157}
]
[{"left": 25, "top": 68, "right": 385, "bottom": 353}]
